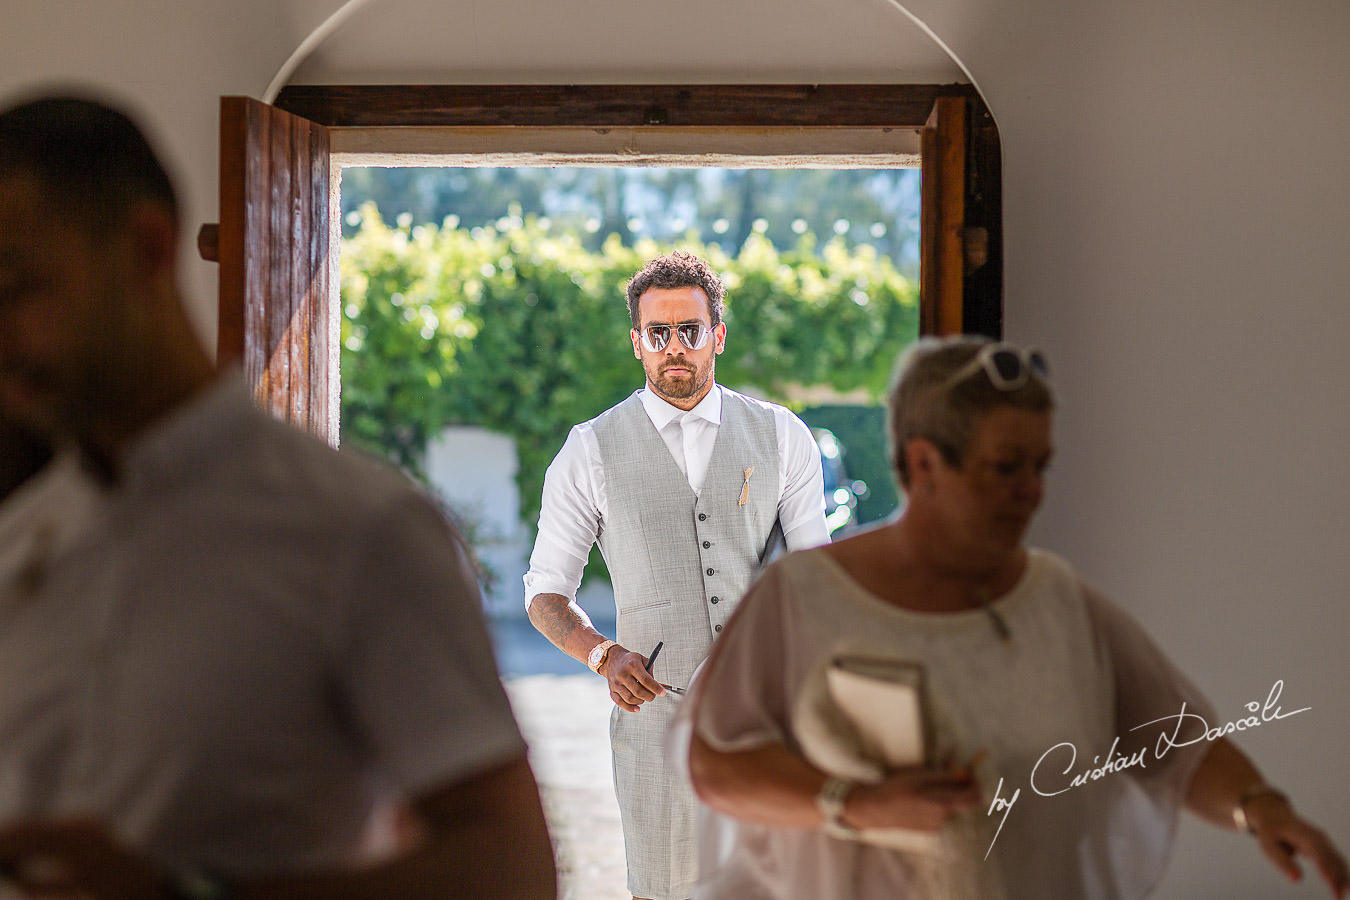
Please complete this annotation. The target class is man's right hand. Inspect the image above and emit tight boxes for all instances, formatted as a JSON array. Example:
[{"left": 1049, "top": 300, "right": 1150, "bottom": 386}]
[{"left": 600, "top": 648, "right": 667, "bottom": 712}]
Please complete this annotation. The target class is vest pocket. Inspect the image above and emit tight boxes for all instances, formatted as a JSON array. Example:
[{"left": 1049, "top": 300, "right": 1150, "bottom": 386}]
[
  {"left": 613, "top": 556, "right": 680, "bottom": 613},
  {"left": 616, "top": 594, "right": 672, "bottom": 614}
]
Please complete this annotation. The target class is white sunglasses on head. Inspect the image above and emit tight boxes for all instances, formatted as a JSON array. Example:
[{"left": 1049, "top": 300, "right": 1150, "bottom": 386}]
[{"left": 944, "top": 343, "right": 1050, "bottom": 391}]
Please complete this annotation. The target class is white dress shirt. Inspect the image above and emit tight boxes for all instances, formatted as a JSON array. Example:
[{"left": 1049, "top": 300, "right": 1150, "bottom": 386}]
[{"left": 524, "top": 385, "right": 829, "bottom": 606}]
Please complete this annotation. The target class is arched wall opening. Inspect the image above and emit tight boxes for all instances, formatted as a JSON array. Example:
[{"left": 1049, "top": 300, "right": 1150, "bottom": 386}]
[{"left": 204, "top": 7, "right": 1009, "bottom": 894}]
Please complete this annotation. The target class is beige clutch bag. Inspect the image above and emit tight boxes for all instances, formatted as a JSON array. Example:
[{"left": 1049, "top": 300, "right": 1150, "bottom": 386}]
[
  {"left": 793, "top": 654, "right": 938, "bottom": 852},
  {"left": 825, "top": 656, "right": 929, "bottom": 769}
]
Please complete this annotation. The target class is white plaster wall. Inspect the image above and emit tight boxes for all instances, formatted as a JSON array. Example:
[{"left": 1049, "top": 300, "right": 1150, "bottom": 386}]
[
  {"left": 290, "top": 0, "right": 963, "bottom": 84},
  {"left": 893, "top": 2, "right": 1350, "bottom": 896},
  {"left": 2, "top": 1, "right": 1346, "bottom": 895},
  {"left": 0, "top": 0, "right": 337, "bottom": 345}
]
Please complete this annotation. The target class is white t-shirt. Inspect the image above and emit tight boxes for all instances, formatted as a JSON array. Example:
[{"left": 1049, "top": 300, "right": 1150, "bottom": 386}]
[
  {"left": 524, "top": 384, "right": 829, "bottom": 605},
  {"left": 0, "top": 377, "right": 525, "bottom": 877},
  {"left": 0, "top": 450, "right": 103, "bottom": 602}
]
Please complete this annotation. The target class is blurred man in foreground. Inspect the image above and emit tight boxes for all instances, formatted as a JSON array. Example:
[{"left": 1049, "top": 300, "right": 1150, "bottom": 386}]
[
  {"left": 0, "top": 417, "right": 102, "bottom": 602},
  {"left": 0, "top": 92, "right": 555, "bottom": 900}
]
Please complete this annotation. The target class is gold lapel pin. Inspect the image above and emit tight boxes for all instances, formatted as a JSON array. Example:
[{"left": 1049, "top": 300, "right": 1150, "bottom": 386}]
[{"left": 739, "top": 466, "right": 755, "bottom": 507}]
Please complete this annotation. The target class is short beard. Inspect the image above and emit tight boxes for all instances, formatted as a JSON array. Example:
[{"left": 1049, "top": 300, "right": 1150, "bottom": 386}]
[{"left": 647, "top": 355, "right": 714, "bottom": 404}]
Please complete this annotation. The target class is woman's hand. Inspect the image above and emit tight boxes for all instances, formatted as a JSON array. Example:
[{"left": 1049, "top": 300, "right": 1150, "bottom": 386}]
[
  {"left": 1186, "top": 740, "right": 1347, "bottom": 898},
  {"left": 1244, "top": 794, "right": 1348, "bottom": 898},
  {"left": 844, "top": 765, "right": 983, "bottom": 833}
]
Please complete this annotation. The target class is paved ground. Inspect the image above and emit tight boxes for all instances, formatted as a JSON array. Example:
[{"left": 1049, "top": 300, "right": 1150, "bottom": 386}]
[
  {"left": 506, "top": 674, "right": 630, "bottom": 900},
  {"left": 492, "top": 615, "right": 632, "bottom": 899}
]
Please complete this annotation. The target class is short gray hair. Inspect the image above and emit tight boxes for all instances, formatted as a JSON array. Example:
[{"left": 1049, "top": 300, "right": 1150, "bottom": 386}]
[{"left": 886, "top": 336, "right": 1054, "bottom": 489}]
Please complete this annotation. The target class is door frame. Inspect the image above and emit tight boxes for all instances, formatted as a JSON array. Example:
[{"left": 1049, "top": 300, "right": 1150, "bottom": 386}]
[{"left": 210, "top": 84, "right": 1002, "bottom": 440}]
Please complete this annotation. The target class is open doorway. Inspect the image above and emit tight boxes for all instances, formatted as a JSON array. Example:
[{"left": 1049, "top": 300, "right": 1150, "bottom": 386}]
[{"left": 336, "top": 159, "right": 917, "bottom": 899}]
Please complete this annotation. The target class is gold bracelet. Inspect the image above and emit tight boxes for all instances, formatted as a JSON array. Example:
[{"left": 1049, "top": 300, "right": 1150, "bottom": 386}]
[
  {"left": 816, "top": 776, "right": 859, "bottom": 840},
  {"left": 1232, "top": 783, "right": 1289, "bottom": 834}
]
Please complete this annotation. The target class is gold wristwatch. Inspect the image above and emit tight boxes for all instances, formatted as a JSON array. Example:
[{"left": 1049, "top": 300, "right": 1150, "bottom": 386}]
[{"left": 587, "top": 639, "right": 618, "bottom": 674}]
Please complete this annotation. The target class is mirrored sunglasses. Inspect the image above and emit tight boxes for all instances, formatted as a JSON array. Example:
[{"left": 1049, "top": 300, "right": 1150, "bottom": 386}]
[
  {"left": 945, "top": 343, "right": 1050, "bottom": 391},
  {"left": 639, "top": 322, "right": 712, "bottom": 353}
]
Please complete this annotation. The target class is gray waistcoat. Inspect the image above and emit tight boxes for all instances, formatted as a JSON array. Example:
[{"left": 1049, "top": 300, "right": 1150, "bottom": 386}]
[{"left": 592, "top": 389, "right": 779, "bottom": 900}]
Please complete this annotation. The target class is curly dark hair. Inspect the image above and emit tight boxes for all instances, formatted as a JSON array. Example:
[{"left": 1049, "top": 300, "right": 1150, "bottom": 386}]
[{"left": 624, "top": 251, "right": 726, "bottom": 327}]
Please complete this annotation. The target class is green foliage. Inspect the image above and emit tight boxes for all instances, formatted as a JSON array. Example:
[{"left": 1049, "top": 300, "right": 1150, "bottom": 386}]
[
  {"left": 341, "top": 167, "right": 921, "bottom": 272},
  {"left": 714, "top": 235, "right": 920, "bottom": 399},
  {"left": 339, "top": 203, "right": 918, "bottom": 540}
]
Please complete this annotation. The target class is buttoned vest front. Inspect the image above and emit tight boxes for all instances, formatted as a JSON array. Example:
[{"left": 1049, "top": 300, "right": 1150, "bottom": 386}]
[
  {"left": 593, "top": 389, "right": 779, "bottom": 686},
  {"left": 591, "top": 388, "right": 779, "bottom": 900}
]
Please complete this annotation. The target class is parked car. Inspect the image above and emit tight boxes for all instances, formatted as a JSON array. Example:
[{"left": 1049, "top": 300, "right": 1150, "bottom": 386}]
[{"left": 813, "top": 427, "right": 868, "bottom": 535}]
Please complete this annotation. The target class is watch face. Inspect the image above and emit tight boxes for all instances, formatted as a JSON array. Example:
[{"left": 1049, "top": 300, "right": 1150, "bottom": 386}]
[{"left": 589, "top": 642, "right": 610, "bottom": 668}]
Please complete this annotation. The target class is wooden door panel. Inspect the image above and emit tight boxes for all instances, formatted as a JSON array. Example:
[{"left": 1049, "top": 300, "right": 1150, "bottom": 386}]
[
  {"left": 217, "top": 96, "right": 335, "bottom": 444},
  {"left": 920, "top": 94, "right": 1003, "bottom": 339},
  {"left": 920, "top": 95, "right": 967, "bottom": 336}
]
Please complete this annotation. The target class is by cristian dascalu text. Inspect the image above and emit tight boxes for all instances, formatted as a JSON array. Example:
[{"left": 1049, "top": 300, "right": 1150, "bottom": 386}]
[{"left": 982, "top": 679, "right": 1311, "bottom": 858}]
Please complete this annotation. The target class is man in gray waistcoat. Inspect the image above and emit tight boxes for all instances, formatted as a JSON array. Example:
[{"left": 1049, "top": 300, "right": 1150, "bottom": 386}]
[{"left": 525, "top": 251, "right": 830, "bottom": 900}]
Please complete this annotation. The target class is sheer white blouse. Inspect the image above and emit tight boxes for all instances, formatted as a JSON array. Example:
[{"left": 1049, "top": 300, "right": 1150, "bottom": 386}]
[{"left": 680, "top": 548, "right": 1218, "bottom": 900}]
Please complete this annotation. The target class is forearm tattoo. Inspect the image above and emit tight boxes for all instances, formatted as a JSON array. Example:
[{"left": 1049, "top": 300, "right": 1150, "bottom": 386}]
[{"left": 527, "top": 593, "right": 598, "bottom": 657}]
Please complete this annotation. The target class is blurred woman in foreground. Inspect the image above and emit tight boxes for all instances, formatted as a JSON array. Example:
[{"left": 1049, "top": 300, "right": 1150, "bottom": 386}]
[{"left": 682, "top": 336, "right": 1346, "bottom": 899}]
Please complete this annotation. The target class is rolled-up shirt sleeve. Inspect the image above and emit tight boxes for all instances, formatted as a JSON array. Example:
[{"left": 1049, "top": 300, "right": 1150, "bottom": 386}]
[
  {"left": 522, "top": 424, "right": 604, "bottom": 607},
  {"left": 774, "top": 409, "right": 829, "bottom": 551}
]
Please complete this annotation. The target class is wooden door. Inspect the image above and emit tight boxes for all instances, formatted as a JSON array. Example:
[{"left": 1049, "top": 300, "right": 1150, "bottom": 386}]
[
  {"left": 920, "top": 95, "right": 967, "bottom": 336},
  {"left": 215, "top": 97, "right": 336, "bottom": 444},
  {"left": 920, "top": 95, "right": 1002, "bottom": 338}
]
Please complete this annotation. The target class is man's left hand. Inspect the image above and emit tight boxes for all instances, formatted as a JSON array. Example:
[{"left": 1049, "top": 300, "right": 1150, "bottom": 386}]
[{"left": 0, "top": 817, "right": 166, "bottom": 899}]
